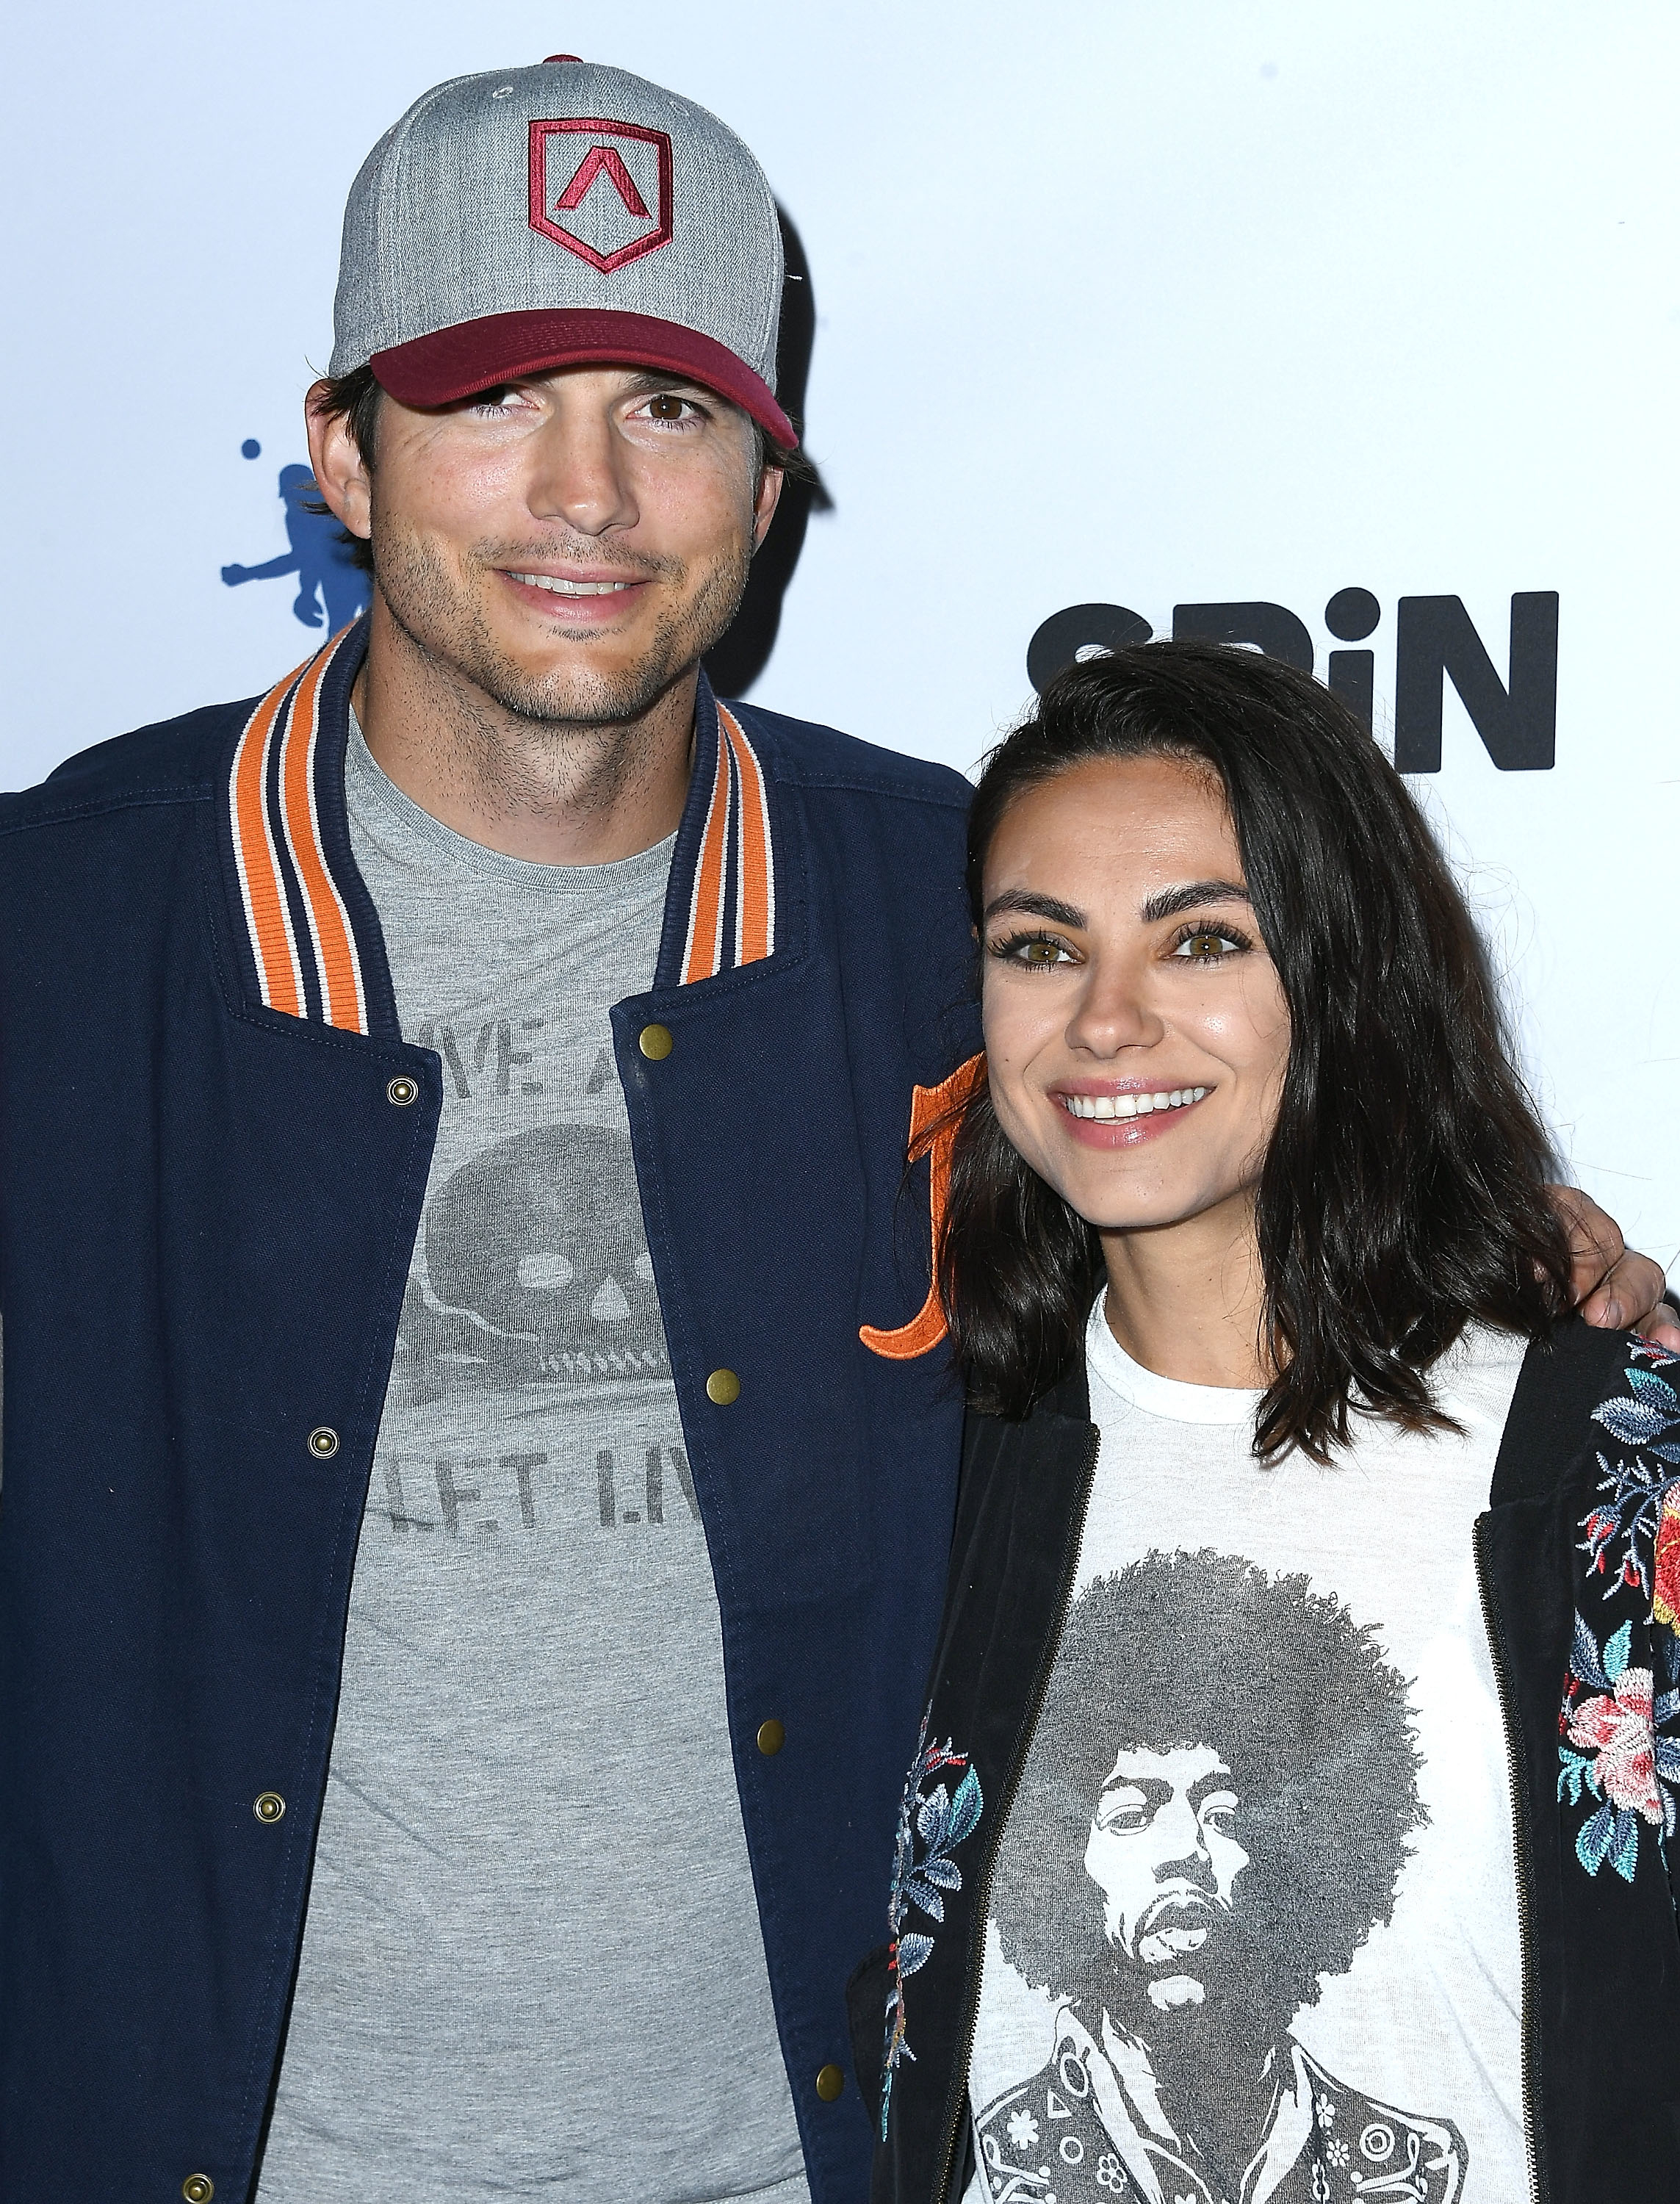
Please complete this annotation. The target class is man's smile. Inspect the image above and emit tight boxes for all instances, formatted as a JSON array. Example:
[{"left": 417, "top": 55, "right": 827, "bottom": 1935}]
[
  {"left": 495, "top": 562, "right": 657, "bottom": 624},
  {"left": 506, "top": 572, "right": 638, "bottom": 597}
]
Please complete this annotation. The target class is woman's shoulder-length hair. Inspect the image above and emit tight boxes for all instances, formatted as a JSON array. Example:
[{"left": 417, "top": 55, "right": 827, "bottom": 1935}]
[{"left": 941, "top": 638, "right": 1572, "bottom": 1461}]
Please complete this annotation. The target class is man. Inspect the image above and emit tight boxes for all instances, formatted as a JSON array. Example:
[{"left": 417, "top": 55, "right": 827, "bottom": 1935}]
[
  {"left": 0, "top": 54, "right": 1665, "bottom": 2204},
  {"left": 976, "top": 1556, "right": 1466, "bottom": 2204}
]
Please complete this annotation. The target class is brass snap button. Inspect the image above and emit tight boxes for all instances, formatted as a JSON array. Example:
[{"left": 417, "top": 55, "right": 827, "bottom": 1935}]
[
  {"left": 756, "top": 1719, "right": 786, "bottom": 1757},
  {"left": 705, "top": 1369, "right": 740, "bottom": 1405},
  {"left": 182, "top": 2178, "right": 215, "bottom": 2204},
  {"left": 308, "top": 1427, "right": 339, "bottom": 1458},
  {"left": 386, "top": 1076, "right": 418, "bottom": 1106},
  {"left": 638, "top": 1023, "right": 674, "bottom": 1061},
  {"left": 253, "top": 1793, "right": 286, "bottom": 1823},
  {"left": 815, "top": 2063, "right": 846, "bottom": 2103}
]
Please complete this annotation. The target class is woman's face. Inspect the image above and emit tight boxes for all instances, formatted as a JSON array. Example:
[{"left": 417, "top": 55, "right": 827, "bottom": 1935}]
[{"left": 980, "top": 753, "right": 1291, "bottom": 1236}]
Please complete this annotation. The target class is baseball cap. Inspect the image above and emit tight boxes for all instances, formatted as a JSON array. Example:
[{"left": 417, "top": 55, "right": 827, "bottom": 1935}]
[{"left": 329, "top": 57, "right": 795, "bottom": 447}]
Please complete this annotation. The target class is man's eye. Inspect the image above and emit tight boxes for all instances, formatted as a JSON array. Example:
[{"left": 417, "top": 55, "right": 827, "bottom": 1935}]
[
  {"left": 1201, "top": 1793, "right": 1240, "bottom": 1831},
  {"left": 1095, "top": 1793, "right": 1150, "bottom": 1832},
  {"left": 644, "top": 392, "right": 693, "bottom": 421}
]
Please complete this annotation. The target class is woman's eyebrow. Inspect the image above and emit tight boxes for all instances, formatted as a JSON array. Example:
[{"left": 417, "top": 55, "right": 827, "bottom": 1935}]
[
  {"left": 1139, "top": 879, "right": 1251, "bottom": 923},
  {"left": 982, "top": 890, "right": 1087, "bottom": 928}
]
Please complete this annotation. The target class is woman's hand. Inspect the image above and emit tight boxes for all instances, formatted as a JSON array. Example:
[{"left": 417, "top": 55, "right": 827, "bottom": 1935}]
[{"left": 1551, "top": 1184, "right": 1680, "bottom": 1350}]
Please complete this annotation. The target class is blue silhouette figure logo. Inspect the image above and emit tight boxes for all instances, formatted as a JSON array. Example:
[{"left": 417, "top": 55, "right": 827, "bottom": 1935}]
[{"left": 222, "top": 449, "right": 371, "bottom": 630}]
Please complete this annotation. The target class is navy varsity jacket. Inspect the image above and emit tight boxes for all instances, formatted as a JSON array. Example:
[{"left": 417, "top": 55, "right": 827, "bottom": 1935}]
[
  {"left": 0, "top": 619, "right": 981, "bottom": 2203},
  {"left": 850, "top": 1318, "right": 1680, "bottom": 2204}
]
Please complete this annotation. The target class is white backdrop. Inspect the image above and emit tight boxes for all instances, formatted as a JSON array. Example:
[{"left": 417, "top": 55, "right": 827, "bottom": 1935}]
[{"left": 3, "top": 2, "right": 1676, "bottom": 1273}]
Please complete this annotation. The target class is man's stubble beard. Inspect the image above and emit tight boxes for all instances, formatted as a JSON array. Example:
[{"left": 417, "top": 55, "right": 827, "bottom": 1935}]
[
  {"left": 1095, "top": 1915, "right": 1294, "bottom": 2070},
  {"left": 369, "top": 519, "right": 754, "bottom": 732}
]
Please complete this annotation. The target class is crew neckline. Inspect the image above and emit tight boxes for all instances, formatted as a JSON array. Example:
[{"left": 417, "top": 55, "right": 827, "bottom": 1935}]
[
  {"left": 1084, "top": 1289, "right": 1263, "bottom": 1427},
  {"left": 345, "top": 713, "right": 677, "bottom": 893}
]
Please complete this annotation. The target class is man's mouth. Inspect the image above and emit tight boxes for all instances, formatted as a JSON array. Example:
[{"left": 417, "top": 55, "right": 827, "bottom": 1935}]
[
  {"left": 1059, "top": 1086, "right": 1208, "bottom": 1122},
  {"left": 1133, "top": 1887, "right": 1223, "bottom": 1969},
  {"left": 1138, "top": 1920, "right": 1210, "bottom": 1965},
  {"left": 505, "top": 572, "right": 639, "bottom": 597}
]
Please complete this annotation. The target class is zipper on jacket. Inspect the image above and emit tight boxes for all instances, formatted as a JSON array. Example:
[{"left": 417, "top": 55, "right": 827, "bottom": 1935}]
[
  {"left": 1472, "top": 1512, "right": 1549, "bottom": 2204},
  {"left": 932, "top": 1425, "right": 1102, "bottom": 2204}
]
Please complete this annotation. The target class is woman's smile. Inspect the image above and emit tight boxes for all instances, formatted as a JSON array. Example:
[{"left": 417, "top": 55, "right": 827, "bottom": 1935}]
[{"left": 1053, "top": 1082, "right": 1213, "bottom": 1144}]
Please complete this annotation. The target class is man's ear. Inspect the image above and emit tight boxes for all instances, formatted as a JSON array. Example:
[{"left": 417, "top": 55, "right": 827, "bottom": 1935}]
[
  {"left": 304, "top": 381, "right": 373, "bottom": 549},
  {"left": 751, "top": 461, "right": 785, "bottom": 553}
]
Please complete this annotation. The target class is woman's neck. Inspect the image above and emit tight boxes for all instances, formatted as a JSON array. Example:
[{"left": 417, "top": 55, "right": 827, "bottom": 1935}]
[{"left": 1099, "top": 1194, "right": 1270, "bottom": 1390}]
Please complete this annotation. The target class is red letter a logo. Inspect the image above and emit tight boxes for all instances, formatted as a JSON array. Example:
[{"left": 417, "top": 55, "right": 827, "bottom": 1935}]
[{"left": 556, "top": 144, "right": 651, "bottom": 218}]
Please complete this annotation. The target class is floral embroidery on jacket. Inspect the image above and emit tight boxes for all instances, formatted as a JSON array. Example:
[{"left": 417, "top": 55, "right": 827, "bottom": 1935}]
[
  {"left": 1558, "top": 1341, "right": 1680, "bottom": 1881},
  {"left": 881, "top": 1713, "right": 984, "bottom": 2137}
]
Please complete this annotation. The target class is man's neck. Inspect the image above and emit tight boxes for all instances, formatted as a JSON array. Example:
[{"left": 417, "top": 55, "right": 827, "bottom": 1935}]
[
  {"left": 353, "top": 597, "right": 696, "bottom": 867},
  {"left": 1100, "top": 2007, "right": 1285, "bottom": 2192}
]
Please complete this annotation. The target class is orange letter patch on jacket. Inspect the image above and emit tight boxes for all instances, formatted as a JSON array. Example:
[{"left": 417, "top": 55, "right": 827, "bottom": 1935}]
[{"left": 860, "top": 1053, "right": 986, "bottom": 1361}]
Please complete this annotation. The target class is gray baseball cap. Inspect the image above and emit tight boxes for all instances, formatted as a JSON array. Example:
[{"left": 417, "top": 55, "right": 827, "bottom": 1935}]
[{"left": 330, "top": 56, "right": 794, "bottom": 445}]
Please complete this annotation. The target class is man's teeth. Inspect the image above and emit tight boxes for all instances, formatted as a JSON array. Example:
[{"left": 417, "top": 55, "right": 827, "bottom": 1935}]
[
  {"left": 509, "top": 572, "right": 634, "bottom": 596},
  {"left": 1061, "top": 1087, "right": 1208, "bottom": 1120}
]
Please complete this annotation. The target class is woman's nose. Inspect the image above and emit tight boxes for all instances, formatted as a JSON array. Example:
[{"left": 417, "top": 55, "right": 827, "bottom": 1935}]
[{"left": 1064, "top": 960, "right": 1163, "bottom": 1056}]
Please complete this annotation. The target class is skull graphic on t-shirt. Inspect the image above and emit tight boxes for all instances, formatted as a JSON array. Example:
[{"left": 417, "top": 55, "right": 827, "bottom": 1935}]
[{"left": 392, "top": 1123, "right": 669, "bottom": 1400}]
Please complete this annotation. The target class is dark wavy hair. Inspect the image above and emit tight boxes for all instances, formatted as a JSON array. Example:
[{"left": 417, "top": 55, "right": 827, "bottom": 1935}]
[
  {"left": 992, "top": 1550, "right": 1424, "bottom": 2020},
  {"left": 941, "top": 639, "right": 1572, "bottom": 1458}
]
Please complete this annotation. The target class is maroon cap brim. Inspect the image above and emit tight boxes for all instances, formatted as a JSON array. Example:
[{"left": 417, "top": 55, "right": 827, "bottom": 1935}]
[{"left": 369, "top": 308, "right": 796, "bottom": 448}]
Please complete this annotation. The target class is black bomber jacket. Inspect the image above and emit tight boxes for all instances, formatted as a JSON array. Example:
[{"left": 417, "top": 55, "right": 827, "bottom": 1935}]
[{"left": 847, "top": 1317, "right": 1680, "bottom": 2204}]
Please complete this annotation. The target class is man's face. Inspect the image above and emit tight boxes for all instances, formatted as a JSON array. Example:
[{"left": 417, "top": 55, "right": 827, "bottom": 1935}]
[
  {"left": 1084, "top": 1743, "right": 1248, "bottom": 2017},
  {"left": 309, "top": 364, "right": 782, "bottom": 726}
]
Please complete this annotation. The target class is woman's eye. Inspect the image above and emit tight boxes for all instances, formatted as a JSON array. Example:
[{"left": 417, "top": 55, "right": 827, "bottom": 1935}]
[
  {"left": 1173, "top": 928, "right": 1244, "bottom": 962},
  {"left": 992, "top": 934, "right": 1074, "bottom": 968}
]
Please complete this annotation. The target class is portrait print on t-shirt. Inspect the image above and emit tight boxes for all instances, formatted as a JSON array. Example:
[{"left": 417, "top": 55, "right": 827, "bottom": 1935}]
[{"left": 974, "top": 1550, "right": 1468, "bottom": 2204}]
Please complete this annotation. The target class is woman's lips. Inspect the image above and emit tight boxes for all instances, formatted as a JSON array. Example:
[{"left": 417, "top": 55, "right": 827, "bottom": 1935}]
[{"left": 1053, "top": 1084, "right": 1211, "bottom": 1148}]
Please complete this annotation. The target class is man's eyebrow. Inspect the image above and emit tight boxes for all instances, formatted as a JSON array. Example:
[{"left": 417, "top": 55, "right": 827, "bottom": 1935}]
[
  {"left": 1139, "top": 880, "right": 1251, "bottom": 924},
  {"left": 982, "top": 889, "right": 1087, "bottom": 929},
  {"left": 617, "top": 368, "right": 731, "bottom": 406},
  {"left": 1188, "top": 1768, "right": 1239, "bottom": 1807}
]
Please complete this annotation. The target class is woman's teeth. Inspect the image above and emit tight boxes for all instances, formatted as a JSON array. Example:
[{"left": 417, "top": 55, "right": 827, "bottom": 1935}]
[{"left": 1061, "top": 1087, "right": 1208, "bottom": 1120}]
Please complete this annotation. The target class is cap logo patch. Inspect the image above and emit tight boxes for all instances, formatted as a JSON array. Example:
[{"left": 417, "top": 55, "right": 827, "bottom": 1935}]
[{"left": 528, "top": 118, "right": 674, "bottom": 272}]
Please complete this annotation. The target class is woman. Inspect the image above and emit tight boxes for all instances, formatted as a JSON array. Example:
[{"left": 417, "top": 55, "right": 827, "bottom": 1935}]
[{"left": 852, "top": 641, "right": 1680, "bottom": 2204}]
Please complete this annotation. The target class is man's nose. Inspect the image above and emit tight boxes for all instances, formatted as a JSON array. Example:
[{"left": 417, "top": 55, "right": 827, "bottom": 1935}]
[
  {"left": 1154, "top": 1801, "right": 1216, "bottom": 1884},
  {"left": 524, "top": 411, "right": 640, "bottom": 537}
]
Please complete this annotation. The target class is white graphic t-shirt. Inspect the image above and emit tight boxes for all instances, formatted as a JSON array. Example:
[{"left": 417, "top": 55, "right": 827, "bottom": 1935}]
[{"left": 963, "top": 1297, "right": 1528, "bottom": 2204}]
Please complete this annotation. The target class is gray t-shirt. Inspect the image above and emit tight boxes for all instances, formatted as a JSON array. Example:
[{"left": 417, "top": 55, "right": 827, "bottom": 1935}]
[{"left": 258, "top": 727, "right": 808, "bottom": 2204}]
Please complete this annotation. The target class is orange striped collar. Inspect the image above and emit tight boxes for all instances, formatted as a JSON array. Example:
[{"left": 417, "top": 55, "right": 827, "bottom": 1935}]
[
  {"left": 226, "top": 624, "right": 373, "bottom": 1033},
  {"left": 677, "top": 694, "right": 778, "bottom": 984},
  {"left": 221, "top": 630, "right": 782, "bottom": 1031}
]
